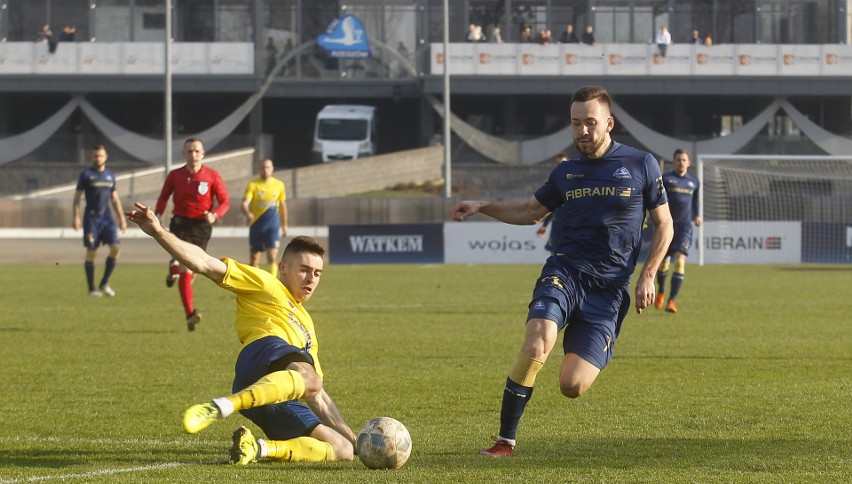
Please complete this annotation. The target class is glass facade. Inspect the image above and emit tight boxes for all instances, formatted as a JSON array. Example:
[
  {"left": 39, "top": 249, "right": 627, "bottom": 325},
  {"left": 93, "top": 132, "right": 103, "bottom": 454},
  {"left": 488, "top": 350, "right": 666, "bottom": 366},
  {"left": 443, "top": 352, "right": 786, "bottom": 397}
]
[{"left": 0, "top": 0, "right": 843, "bottom": 44}]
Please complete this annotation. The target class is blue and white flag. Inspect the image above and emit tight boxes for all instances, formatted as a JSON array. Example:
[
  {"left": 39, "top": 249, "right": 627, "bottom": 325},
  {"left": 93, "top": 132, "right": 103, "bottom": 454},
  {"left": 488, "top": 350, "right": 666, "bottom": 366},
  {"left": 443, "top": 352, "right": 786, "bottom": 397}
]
[{"left": 317, "top": 14, "right": 371, "bottom": 59}]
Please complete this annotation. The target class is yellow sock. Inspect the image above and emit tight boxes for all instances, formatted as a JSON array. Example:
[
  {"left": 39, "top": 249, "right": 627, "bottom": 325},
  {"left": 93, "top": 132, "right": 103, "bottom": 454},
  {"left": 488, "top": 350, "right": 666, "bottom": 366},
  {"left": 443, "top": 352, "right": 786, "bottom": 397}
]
[
  {"left": 266, "top": 437, "right": 335, "bottom": 462},
  {"left": 226, "top": 370, "right": 305, "bottom": 411},
  {"left": 266, "top": 263, "right": 278, "bottom": 275}
]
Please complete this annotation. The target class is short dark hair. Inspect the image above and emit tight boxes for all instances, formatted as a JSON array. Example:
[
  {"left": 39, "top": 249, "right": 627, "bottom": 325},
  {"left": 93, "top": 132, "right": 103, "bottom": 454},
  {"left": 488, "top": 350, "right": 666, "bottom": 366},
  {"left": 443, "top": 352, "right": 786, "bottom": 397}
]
[
  {"left": 92, "top": 144, "right": 106, "bottom": 152},
  {"left": 571, "top": 86, "right": 612, "bottom": 115},
  {"left": 282, "top": 235, "right": 326, "bottom": 260},
  {"left": 184, "top": 138, "right": 203, "bottom": 148},
  {"left": 673, "top": 148, "right": 690, "bottom": 160}
]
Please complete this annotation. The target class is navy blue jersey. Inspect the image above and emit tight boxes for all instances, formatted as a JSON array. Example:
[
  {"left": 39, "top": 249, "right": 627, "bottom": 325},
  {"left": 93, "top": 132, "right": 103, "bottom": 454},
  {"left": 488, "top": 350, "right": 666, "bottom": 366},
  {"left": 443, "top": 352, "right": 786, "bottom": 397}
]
[
  {"left": 534, "top": 142, "right": 667, "bottom": 284},
  {"left": 76, "top": 167, "right": 116, "bottom": 218},
  {"left": 662, "top": 170, "right": 700, "bottom": 225},
  {"left": 541, "top": 206, "right": 566, "bottom": 253}
]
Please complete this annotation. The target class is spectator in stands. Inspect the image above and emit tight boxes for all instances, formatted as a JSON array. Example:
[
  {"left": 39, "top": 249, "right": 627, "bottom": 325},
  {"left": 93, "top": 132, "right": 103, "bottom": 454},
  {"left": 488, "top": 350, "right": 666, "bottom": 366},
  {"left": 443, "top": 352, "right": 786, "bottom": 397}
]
[
  {"left": 59, "top": 25, "right": 76, "bottom": 42},
  {"left": 467, "top": 23, "right": 486, "bottom": 42},
  {"left": 689, "top": 30, "right": 702, "bottom": 44},
  {"left": 520, "top": 26, "right": 534, "bottom": 43},
  {"left": 558, "top": 24, "right": 579, "bottom": 43},
  {"left": 282, "top": 39, "right": 295, "bottom": 76},
  {"left": 489, "top": 26, "right": 503, "bottom": 43},
  {"left": 656, "top": 26, "right": 671, "bottom": 57},
  {"left": 536, "top": 28, "right": 552, "bottom": 44},
  {"left": 265, "top": 37, "right": 278, "bottom": 76},
  {"left": 581, "top": 25, "right": 596, "bottom": 45},
  {"left": 704, "top": 33, "right": 713, "bottom": 46},
  {"left": 35, "top": 23, "right": 57, "bottom": 54}
]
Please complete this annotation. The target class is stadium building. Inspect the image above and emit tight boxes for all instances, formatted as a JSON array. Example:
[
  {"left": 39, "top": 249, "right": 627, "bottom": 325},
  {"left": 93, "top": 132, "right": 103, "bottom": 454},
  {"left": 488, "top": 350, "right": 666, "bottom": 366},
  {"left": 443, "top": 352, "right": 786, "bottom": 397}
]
[{"left": 0, "top": 0, "right": 851, "bottom": 195}]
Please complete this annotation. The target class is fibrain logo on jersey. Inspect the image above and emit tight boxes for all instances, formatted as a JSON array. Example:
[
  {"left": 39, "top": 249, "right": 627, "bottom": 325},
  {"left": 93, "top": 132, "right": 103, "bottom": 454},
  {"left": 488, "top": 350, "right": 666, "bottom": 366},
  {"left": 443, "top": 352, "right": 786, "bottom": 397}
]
[
  {"left": 349, "top": 235, "right": 423, "bottom": 253},
  {"left": 705, "top": 235, "right": 782, "bottom": 250}
]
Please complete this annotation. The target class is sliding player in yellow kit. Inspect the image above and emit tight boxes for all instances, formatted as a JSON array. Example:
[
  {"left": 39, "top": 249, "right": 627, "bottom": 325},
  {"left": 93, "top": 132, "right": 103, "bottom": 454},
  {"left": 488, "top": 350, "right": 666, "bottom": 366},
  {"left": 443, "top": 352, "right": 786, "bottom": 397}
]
[{"left": 125, "top": 202, "right": 356, "bottom": 465}]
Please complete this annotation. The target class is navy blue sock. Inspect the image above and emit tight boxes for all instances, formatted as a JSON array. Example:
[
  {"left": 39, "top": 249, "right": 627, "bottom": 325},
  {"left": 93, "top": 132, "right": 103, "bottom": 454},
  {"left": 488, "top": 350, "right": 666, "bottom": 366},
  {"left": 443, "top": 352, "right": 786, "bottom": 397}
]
[
  {"left": 498, "top": 377, "right": 534, "bottom": 441},
  {"left": 100, "top": 256, "right": 117, "bottom": 287},
  {"left": 656, "top": 270, "right": 668, "bottom": 294},
  {"left": 84, "top": 261, "right": 95, "bottom": 291},
  {"left": 670, "top": 273, "right": 684, "bottom": 300}
]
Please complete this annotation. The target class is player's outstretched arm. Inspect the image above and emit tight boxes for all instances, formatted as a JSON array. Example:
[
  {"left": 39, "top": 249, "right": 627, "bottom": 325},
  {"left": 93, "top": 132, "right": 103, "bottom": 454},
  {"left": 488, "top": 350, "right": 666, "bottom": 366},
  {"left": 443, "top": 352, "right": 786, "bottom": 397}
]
[
  {"left": 125, "top": 202, "right": 227, "bottom": 282},
  {"left": 635, "top": 203, "right": 674, "bottom": 314},
  {"left": 450, "top": 196, "right": 549, "bottom": 225}
]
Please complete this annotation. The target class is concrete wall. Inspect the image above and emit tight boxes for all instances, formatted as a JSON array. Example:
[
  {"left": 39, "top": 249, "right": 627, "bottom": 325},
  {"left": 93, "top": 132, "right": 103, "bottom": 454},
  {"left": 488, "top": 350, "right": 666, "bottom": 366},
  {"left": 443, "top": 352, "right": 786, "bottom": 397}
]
[
  {"left": 272, "top": 146, "right": 444, "bottom": 198},
  {"left": 0, "top": 146, "right": 451, "bottom": 228},
  {"left": 5, "top": 148, "right": 256, "bottom": 202}
]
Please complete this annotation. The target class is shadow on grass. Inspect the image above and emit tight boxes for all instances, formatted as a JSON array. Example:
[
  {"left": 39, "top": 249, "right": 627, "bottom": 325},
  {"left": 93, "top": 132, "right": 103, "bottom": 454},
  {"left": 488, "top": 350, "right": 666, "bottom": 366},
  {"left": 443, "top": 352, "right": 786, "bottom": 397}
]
[{"left": 421, "top": 436, "right": 850, "bottom": 472}]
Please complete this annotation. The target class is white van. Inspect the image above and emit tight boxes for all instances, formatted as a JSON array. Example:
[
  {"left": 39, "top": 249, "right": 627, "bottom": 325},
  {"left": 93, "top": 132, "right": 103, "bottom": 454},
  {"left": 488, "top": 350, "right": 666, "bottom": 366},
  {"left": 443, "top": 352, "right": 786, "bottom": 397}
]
[{"left": 311, "top": 105, "right": 378, "bottom": 163}]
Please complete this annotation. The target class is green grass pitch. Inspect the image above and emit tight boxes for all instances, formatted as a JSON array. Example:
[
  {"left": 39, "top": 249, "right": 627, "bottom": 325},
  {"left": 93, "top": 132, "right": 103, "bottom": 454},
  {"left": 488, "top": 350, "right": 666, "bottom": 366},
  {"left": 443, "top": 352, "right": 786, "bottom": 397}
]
[{"left": 0, "top": 263, "right": 850, "bottom": 482}]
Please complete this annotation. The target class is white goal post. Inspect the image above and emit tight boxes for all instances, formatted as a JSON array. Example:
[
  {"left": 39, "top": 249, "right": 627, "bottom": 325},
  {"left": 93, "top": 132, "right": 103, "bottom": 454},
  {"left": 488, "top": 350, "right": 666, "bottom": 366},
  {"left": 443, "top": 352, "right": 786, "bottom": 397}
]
[{"left": 696, "top": 154, "right": 852, "bottom": 265}]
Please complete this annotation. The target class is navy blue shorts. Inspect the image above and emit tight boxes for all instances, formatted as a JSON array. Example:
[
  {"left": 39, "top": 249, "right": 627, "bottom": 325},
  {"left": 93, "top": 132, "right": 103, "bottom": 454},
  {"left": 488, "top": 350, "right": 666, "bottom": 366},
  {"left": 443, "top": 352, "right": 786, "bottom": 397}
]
[
  {"left": 82, "top": 214, "right": 119, "bottom": 249},
  {"left": 232, "top": 336, "right": 320, "bottom": 440},
  {"left": 526, "top": 262, "right": 630, "bottom": 370},
  {"left": 249, "top": 223, "right": 281, "bottom": 254},
  {"left": 667, "top": 224, "right": 694, "bottom": 257}
]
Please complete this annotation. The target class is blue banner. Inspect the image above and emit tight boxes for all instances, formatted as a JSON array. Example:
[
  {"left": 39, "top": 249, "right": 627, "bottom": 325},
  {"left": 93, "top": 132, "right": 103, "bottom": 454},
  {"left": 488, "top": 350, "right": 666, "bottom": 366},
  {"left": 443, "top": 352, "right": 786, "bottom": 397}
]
[
  {"left": 317, "top": 14, "right": 371, "bottom": 59},
  {"left": 801, "top": 222, "right": 852, "bottom": 263},
  {"left": 330, "top": 224, "right": 444, "bottom": 264}
]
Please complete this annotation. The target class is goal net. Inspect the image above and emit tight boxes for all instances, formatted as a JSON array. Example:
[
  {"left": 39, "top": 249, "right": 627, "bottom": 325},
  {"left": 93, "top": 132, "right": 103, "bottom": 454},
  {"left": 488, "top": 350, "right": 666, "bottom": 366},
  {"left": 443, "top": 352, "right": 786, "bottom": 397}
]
[{"left": 696, "top": 155, "right": 852, "bottom": 265}]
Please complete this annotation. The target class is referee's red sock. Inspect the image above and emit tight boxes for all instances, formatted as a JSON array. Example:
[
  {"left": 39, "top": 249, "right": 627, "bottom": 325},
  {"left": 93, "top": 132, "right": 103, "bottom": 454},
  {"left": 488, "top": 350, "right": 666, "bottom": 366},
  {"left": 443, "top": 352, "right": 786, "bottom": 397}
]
[{"left": 178, "top": 272, "right": 194, "bottom": 316}]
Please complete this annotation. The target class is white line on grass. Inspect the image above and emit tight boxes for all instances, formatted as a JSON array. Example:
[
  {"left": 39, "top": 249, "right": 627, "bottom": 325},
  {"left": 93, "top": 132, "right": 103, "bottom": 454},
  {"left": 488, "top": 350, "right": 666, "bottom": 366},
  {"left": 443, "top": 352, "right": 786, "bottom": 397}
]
[{"left": 0, "top": 462, "right": 186, "bottom": 483}]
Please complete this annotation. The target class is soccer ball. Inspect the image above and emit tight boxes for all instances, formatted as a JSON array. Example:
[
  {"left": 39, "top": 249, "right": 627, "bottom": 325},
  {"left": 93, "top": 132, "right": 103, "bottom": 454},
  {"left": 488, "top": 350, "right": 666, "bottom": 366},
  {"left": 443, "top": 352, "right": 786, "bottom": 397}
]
[{"left": 356, "top": 416, "right": 412, "bottom": 469}]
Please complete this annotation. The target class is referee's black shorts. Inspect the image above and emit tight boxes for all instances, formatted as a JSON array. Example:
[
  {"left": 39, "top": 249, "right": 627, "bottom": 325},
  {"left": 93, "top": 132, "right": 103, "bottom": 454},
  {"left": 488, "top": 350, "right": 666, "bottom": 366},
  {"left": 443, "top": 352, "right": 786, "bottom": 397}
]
[{"left": 169, "top": 215, "right": 213, "bottom": 250}]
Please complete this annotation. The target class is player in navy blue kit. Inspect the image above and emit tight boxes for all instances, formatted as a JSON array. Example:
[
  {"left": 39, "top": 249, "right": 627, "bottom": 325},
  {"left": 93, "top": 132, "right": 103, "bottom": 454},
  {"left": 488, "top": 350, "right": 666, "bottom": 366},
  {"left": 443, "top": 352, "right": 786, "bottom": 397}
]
[
  {"left": 72, "top": 145, "right": 127, "bottom": 297},
  {"left": 654, "top": 148, "right": 702, "bottom": 313},
  {"left": 451, "top": 86, "right": 673, "bottom": 457}
]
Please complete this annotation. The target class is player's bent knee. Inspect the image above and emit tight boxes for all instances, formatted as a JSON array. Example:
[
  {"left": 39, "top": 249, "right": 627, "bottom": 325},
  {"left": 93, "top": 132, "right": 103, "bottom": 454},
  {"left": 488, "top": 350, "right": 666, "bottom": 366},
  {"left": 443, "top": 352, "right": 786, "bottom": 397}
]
[
  {"left": 559, "top": 354, "right": 600, "bottom": 398},
  {"left": 290, "top": 363, "right": 323, "bottom": 395},
  {"left": 673, "top": 257, "right": 686, "bottom": 274},
  {"left": 559, "top": 379, "right": 591, "bottom": 398}
]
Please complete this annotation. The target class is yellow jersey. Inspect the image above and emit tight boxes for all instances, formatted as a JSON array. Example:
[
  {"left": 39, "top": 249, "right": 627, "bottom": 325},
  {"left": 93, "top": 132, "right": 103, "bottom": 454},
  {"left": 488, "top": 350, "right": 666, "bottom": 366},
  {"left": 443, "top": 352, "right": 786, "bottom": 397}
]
[
  {"left": 243, "top": 176, "right": 286, "bottom": 226},
  {"left": 218, "top": 258, "right": 323, "bottom": 379}
]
